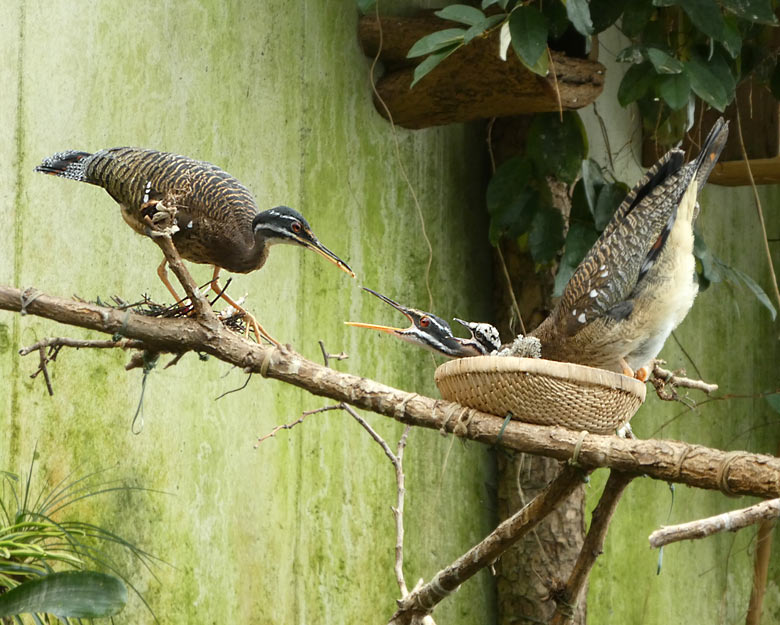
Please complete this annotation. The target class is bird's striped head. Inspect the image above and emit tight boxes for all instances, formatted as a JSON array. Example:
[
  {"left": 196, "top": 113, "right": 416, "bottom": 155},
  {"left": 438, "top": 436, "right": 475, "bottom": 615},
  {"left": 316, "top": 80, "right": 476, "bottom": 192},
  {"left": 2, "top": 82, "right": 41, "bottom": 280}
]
[
  {"left": 253, "top": 206, "right": 354, "bottom": 277},
  {"left": 453, "top": 318, "right": 501, "bottom": 355},
  {"left": 345, "top": 288, "right": 490, "bottom": 358}
]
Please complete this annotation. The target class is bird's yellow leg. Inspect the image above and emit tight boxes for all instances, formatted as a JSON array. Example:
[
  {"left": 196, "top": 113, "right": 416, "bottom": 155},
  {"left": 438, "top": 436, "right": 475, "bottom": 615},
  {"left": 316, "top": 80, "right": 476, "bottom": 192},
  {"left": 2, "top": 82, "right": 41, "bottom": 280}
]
[
  {"left": 209, "top": 267, "right": 280, "bottom": 346},
  {"left": 619, "top": 358, "right": 635, "bottom": 378},
  {"left": 157, "top": 259, "right": 184, "bottom": 303},
  {"left": 635, "top": 366, "right": 649, "bottom": 382}
]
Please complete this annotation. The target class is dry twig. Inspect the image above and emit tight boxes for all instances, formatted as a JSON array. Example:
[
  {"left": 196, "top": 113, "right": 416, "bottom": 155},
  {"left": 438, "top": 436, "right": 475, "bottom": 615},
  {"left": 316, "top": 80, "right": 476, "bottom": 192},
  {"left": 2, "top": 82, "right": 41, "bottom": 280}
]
[
  {"left": 651, "top": 360, "right": 719, "bottom": 401},
  {"left": 255, "top": 404, "right": 343, "bottom": 446},
  {"left": 389, "top": 463, "right": 587, "bottom": 624},
  {"left": 550, "top": 470, "right": 634, "bottom": 624},
  {"left": 649, "top": 498, "right": 780, "bottom": 548}
]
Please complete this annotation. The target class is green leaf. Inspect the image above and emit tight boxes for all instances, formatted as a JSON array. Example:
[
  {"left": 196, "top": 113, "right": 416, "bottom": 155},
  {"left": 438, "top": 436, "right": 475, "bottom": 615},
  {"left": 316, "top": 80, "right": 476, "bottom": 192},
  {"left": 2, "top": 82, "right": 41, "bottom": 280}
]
[
  {"left": 683, "top": 55, "right": 730, "bottom": 111},
  {"left": 410, "top": 44, "right": 460, "bottom": 87},
  {"left": 618, "top": 61, "right": 655, "bottom": 106},
  {"left": 482, "top": 0, "right": 500, "bottom": 7},
  {"left": 435, "top": 4, "right": 486, "bottom": 26},
  {"left": 528, "top": 202, "right": 565, "bottom": 263},
  {"left": 658, "top": 72, "right": 692, "bottom": 109},
  {"left": 729, "top": 265, "right": 777, "bottom": 320},
  {"left": 622, "top": 2, "right": 655, "bottom": 37},
  {"left": 554, "top": 222, "right": 600, "bottom": 295},
  {"left": 0, "top": 571, "right": 127, "bottom": 619},
  {"left": 565, "top": 0, "right": 594, "bottom": 35},
  {"left": 721, "top": 0, "right": 777, "bottom": 24},
  {"left": 541, "top": 0, "right": 570, "bottom": 38},
  {"left": 487, "top": 156, "right": 539, "bottom": 244},
  {"left": 590, "top": 0, "right": 629, "bottom": 33},
  {"left": 766, "top": 393, "right": 780, "bottom": 414},
  {"left": 356, "top": 0, "right": 376, "bottom": 14},
  {"left": 407, "top": 28, "right": 466, "bottom": 58},
  {"left": 509, "top": 6, "right": 549, "bottom": 75},
  {"left": 678, "top": 0, "right": 726, "bottom": 41},
  {"left": 594, "top": 183, "right": 627, "bottom": 231},
  {"left": 646, "top": 48, "right": 683, "bottom": 74},
  {"left": 720, "top": 15, "right": 743, "bottom": 58},
  {"left": 527, "top": 112, "right": 588, "bottom": 184},
  {"left": 463, "top": 14, "right": 505, "bottom": 43},
  {"left": 580, "top": 158, "right": 605, "bottom": 216}
]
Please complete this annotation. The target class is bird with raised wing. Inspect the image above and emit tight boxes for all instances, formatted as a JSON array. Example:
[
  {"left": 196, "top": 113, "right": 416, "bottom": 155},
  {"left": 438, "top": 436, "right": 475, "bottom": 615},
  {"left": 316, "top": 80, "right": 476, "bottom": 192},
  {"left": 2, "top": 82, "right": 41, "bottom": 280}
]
[
  {"left": 35, "top": 147, "right": 354, "bottom": 343},
  {"left": 347, "top": 119, "right": 729, "bottom": 380}
]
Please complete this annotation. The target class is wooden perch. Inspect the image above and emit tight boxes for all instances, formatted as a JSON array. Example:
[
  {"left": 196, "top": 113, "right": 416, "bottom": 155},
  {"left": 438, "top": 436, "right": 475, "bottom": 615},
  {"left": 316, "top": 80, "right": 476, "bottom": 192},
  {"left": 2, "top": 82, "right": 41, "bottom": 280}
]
[
  {"left": 649, "top": 498, "right": 780, "bottom": 548},
  {"left": 359, "top": 15, "right": 605, "bottom": 129},
  {"left": 391, "top": 464, "right": 588, "bottom": 623},
  {"left": 3, "top": 284, "right": 780, "bottom": 499}
]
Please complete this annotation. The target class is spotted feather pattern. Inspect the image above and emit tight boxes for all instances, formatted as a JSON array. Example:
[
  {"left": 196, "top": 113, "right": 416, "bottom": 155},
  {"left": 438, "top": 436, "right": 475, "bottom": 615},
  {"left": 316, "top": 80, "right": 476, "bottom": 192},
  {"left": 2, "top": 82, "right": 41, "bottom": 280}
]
[{"left": 531, "top": 118, "right": 729, "bottom": 370}]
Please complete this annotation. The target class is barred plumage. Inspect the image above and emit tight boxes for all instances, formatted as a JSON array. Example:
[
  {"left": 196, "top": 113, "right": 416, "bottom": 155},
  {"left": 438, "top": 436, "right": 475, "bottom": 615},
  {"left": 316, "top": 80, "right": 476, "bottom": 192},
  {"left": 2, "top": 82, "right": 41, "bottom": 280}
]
[
  {"left": 35, "top": 146, "right": 354, "bottom": 343},
  {"left": 531, "top": 118, "right": 729, "bottom": 373},
  {"left": 36, "top": 147, "right": 263, "bottom": 272}
]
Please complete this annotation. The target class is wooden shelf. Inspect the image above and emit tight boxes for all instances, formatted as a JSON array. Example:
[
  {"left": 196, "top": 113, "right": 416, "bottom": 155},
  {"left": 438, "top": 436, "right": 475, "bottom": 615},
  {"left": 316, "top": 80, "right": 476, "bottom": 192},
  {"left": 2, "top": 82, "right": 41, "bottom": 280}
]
[
  {"left": 359, "top": 15, "right": 605, "bottom": 129},
  {"left": 709, "top": 157, "right": 780, "bottom": 186}
]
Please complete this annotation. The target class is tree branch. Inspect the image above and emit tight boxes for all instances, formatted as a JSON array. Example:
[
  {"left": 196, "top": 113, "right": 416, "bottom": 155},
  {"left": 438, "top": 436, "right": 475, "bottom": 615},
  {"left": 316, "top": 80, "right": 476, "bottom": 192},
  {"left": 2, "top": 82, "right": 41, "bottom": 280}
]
[
  {"left": 550, "top": 470, "right": 634, "bottom": 624},
  {"left": 3, "top": 284, "right": 780, "bottom": 499},
  {"left": 649, "top": 498, "right": 780, "bottom": 548},
  {"left": 389, "top": 463, "right": 588, "bottom": 624}
]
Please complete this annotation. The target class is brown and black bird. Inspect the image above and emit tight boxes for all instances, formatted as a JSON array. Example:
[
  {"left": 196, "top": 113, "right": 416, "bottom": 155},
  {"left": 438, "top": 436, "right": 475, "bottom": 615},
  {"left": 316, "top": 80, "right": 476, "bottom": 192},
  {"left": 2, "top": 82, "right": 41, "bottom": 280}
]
[
  {"left": 35, "top": 147, "right": 354, "bottom": 343},
  {"left": 348, "top": 119, "right": 729, "bottom": 379},
  {"left": 345, "top": 288, "right": 497, "bottom": 358}
]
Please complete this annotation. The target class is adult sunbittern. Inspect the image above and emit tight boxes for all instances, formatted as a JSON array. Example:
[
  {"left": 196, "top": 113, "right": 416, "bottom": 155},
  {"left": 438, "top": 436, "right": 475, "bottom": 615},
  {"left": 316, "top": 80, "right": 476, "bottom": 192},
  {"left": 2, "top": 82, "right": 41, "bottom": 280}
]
[
  {"left": 348, "top": 119, "right": 729, "bottom": 379},
  {"left": 35, "top": 147, "right": 355, "bottom": 343}
]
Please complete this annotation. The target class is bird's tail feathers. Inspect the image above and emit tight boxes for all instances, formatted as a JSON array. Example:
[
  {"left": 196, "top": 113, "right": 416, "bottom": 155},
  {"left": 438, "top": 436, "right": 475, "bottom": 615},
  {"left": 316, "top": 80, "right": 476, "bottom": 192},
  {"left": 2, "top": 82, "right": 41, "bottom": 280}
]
[
  {"left": 34, "top": 150, "right": 92, "bottom": 182},
  {"left": 692, "top": 117, "right": 729, "bottom": 188}
]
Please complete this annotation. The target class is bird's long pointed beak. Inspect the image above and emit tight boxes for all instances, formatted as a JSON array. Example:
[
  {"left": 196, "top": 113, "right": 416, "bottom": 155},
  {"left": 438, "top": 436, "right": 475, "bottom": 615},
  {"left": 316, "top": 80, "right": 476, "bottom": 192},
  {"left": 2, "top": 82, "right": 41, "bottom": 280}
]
[
  {"left": 344, "top": 287, "right": 414, "bottom": 334},
  {"left": 343, "top": 321, "right": 406, "bottom": 334},
  {"left": 303, "top": 237, "right": 355, "bottom": 278}
]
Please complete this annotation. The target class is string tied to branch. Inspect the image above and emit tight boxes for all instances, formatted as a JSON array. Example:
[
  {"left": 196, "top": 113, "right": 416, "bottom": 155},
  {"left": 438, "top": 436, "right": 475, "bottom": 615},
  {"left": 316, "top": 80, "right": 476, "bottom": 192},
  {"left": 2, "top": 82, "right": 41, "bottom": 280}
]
[{"left": 717, "top": 451, "right": 749, "bottom": 498}]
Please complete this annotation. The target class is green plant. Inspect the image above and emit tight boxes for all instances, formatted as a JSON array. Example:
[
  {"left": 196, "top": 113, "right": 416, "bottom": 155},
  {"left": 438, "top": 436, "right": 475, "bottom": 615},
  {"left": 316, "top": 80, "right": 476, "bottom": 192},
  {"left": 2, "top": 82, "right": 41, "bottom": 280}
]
[
  {"left": 0, "top": 457, "right": 161, "bottom": 623},
  {"left": 400, "top": 1, "right": 778, "bottom": 318}
]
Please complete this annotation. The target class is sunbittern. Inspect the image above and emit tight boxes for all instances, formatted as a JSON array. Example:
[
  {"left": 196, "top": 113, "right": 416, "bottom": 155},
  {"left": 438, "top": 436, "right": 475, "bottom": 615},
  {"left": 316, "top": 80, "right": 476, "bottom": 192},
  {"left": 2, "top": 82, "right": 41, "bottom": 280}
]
[
  {"left": 35, "top": 147, "right": 354, "bottom": 343},
  {"left": 348, "top": 119, "right": 729, "bottom": 380},
  {"left": 345, "top": 287, "right": 497, "bottom": 358}
]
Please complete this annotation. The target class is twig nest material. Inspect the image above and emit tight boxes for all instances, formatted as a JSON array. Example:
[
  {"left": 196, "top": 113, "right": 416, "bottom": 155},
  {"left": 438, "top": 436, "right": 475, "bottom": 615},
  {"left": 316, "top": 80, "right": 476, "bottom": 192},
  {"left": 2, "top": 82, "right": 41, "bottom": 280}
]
[{"left": 434, "top": 357, "right": 646, "bottom": 434}]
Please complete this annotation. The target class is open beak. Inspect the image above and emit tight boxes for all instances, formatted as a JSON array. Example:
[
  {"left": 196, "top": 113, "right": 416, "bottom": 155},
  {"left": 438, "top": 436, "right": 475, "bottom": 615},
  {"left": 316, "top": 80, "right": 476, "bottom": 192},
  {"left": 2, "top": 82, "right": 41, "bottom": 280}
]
[
  {"left": 344, "top": 287, "right": 414, "bottom": 334},
  {"left": 302, "top": 234, "right": 355, "bottom": 278}
]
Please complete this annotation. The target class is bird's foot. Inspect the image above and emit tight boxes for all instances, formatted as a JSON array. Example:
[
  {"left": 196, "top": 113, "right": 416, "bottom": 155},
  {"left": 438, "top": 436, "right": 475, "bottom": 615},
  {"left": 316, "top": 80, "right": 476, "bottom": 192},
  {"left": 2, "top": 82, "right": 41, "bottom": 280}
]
[
  {"left": 635, "top": 366, "right": 649, "bottom": 382},
  {"left": 620, "top": 358, "right": 634, "bottom": 378}
]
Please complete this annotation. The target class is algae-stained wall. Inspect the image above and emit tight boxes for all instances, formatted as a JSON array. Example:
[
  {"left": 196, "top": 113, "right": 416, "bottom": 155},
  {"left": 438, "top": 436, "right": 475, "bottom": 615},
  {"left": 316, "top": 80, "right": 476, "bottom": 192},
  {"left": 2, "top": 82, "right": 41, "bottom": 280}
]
[
  {"left": 0, "top": 2, "right": 496, "bottom": 623},
  {"left": 580, "top": 29, "right": 780, "bottom": 625}
]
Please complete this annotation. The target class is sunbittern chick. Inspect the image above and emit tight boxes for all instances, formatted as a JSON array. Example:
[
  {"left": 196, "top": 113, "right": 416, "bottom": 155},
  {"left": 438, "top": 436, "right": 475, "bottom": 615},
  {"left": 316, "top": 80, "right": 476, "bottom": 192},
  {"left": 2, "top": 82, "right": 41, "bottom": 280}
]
[
  {"left": 345, "top": 287, "right": 496, "bottom": 358},
  {"left": 35, "top": 147, "right": 354, "bottom": 343}
]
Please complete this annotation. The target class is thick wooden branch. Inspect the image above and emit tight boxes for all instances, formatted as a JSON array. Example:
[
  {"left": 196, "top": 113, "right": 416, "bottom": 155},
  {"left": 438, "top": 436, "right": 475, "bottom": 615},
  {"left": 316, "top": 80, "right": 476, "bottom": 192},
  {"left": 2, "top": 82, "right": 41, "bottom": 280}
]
[
  {"left": 550, "top": 471, "right": 634, "bottom": 624},
  {"left": 3, "top": 284, "right": 780, "bottom": 499},
  {"left": 359, "top": 15, "right": 604, "bottom": 128},
  {"left": 649, "top": 498, "right": 780, "bottom": 548},
  {"left": 390, "top": 464, "right": 588, "bottom": 624}
]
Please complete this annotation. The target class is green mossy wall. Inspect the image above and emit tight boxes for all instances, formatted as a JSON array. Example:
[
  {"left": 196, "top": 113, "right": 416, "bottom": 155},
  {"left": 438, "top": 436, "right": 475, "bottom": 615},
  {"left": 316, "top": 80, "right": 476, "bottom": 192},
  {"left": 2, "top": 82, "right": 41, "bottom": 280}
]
[
  {"left": 581, "top": 28, "right": 780, "bottom": 625},
  {"left": 0, "top": 2, "right": 495, "bottom": 622},
  {"left": 2, "top": 3, "right": 779, "bottom": 624}
]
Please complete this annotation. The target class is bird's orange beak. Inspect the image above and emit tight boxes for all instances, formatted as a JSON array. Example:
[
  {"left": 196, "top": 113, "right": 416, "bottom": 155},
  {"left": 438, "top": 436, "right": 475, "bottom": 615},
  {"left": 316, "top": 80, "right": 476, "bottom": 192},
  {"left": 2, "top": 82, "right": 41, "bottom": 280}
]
[
  {"left": 302, "top": 235, "right": 355, "bottom": 278},
  {"left": 344, "top": 288, "right": 414, "bottom": 334}
]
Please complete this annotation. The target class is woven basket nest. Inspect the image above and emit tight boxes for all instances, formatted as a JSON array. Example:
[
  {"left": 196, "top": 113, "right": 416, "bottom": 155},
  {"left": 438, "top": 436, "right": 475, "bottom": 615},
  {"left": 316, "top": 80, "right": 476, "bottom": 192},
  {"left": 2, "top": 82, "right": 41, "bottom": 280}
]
[{"left": 434, "top": 356, "right": 646, "bottom": 434}]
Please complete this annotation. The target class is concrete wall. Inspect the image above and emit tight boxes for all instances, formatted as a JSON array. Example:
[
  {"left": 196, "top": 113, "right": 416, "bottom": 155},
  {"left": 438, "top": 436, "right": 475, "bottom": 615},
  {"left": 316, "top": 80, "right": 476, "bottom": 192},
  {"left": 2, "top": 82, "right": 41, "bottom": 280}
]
[
  {"left": 581, "top": 28, "right": 780, "bottom": 625},
  {"left": 0, "top": 2, "right": 495, "bottom": 622}
]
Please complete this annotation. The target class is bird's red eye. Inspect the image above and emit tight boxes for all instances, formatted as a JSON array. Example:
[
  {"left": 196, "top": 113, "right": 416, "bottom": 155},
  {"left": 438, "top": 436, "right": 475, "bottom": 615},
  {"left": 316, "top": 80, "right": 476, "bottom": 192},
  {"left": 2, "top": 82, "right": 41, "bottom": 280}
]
[
  {"left": 291, "top": 221, "right": 302, "bottom": 233},
  {"left": 420, "top": 317, "right": 431, "bottom": 328}
]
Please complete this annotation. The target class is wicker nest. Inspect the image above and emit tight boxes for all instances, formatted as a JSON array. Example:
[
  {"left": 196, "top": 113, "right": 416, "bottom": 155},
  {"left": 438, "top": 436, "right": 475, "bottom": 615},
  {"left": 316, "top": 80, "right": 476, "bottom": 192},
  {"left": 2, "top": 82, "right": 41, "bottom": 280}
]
[{"left": 434, "top": 356, "right": 646, "bottom": 434}]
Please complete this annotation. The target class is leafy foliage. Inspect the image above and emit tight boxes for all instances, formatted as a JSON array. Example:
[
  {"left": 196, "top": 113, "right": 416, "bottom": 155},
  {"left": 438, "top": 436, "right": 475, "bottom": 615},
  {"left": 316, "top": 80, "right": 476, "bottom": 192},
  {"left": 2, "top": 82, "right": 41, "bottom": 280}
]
[
  {"left": 408, "top": 0, "right": 778, "bottom": 145},
  {"left": 403, "top": 0, "right": 778, "bottom": 315},
  {"left": 0, "top": 457, "right": 161, "bottom": 623}
]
